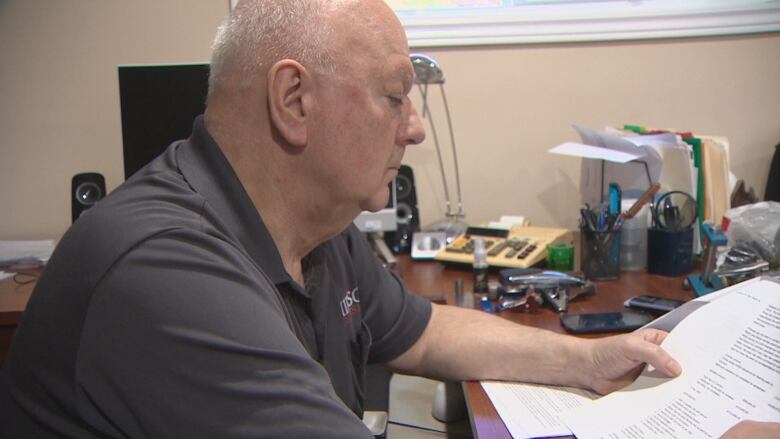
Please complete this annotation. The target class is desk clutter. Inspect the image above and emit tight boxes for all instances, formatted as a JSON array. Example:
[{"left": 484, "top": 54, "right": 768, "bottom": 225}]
[
  {"left": 487, "top": 268, "right": 595, "bottom": 314},
  {"left": 433, "top": 226, "right": 572, "bottom": 269}
]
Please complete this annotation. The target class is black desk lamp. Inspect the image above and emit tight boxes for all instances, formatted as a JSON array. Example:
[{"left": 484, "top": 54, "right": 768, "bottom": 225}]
[{"left": 410, "top": 54, "right": 467, "bottom": 243}]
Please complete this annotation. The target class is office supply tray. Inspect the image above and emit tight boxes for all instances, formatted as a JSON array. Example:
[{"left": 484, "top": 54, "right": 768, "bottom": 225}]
[{"left": 434, "top": 226, "right": 572, "bottom": 269}]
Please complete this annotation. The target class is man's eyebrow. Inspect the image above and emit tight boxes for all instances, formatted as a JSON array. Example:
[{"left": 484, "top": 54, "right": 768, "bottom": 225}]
[{"left": 398, "top": 65, "right": 413, "bottom": 92}]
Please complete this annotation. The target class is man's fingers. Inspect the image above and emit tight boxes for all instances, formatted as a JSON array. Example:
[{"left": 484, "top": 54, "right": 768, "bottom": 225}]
[
  {"left": 639, "top": 328, "right": 668, "bottom": 345},
  {"left": 632, "top": 331, "right": 681, "bottom": 377},
  {"left": 722, "top": 420, "right": 780, "bottom": 439}
]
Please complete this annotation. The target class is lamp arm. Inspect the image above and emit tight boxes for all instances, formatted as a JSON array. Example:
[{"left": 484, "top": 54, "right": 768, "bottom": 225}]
[
  {"left": 439, "top": 85, "right": 464, "bottom": 218},
  {"left": 418, "top": 84, "right": 454, "bottom": 216}
]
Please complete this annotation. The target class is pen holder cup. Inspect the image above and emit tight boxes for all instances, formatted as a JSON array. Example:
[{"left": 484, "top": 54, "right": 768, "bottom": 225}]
[
  {"left": 547, "top": 243, "right": 574, "bottom": 272},
  {"left": 647, "top": 227, "right": 694, "bottom": 276},
  {"left": 580, "top": 228, "right": 620, "bottom": 281}
]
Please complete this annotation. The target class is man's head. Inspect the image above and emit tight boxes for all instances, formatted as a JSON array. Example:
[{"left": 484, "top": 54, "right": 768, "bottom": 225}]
[
  {"left": 206, "top": 0, "right": 425, "bottom": 233},
  {"left": 207, "top": 0, "right": 336, "bottom": 103}
]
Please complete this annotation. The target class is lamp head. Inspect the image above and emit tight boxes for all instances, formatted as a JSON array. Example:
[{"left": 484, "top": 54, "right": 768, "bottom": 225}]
[{"left": 410, "top": 54, "right": 445, "bottom": 85}]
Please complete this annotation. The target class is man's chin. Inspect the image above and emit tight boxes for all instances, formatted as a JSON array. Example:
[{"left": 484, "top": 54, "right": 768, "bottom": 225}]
[{"left": 359, "top": 194, "right": 391, "bottom": 213}]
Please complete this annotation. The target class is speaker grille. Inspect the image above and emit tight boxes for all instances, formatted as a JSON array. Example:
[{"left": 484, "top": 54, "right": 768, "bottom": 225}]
[
  {"left": 384, "top": 165, "right": 419, "bottom": 253},
  {"left": 71, "top": 173, "right": 106, "bottom": 223}
]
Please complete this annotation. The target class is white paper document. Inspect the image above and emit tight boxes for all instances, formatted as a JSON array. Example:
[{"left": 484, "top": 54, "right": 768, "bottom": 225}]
[
  {"left": 481, "top": 278, "right": 780, "bottom": 439},
  {"left": 481, "top": 381, "right": 596, "bottom": 438},
  {"left": 0, "top": 240, "right": 55, "bottom": 267},
  {"left": 562, "top": 279, "right": 780, "bottom": 439},
  {"left": 548, "top": 142, "right": 643, "bottom": 164},
  {"left": 572, "top": 125, "right": 665, "bottom": 208}
]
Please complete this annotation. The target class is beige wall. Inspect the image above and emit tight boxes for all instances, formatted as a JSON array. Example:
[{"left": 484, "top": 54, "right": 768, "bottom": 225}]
[
  {"left": 1, "top": 0, "right": 778, "bottom": 240},
  {"left": 406, "top": 35, "right": 780, "bottom": 231}
]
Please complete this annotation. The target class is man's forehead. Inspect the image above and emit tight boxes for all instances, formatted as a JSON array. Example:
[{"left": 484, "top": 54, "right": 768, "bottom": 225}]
[
  {"left": 324, "top": 0, "right": 411, "bottom": 82},
  {"left": 387, "top": 59, "right": 414, "bottom": 87}
]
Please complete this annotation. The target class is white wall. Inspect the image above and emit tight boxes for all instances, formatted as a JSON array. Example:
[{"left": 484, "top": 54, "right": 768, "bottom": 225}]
[{"left": 1, "top": 0, "right": 778, "bottom": 239}]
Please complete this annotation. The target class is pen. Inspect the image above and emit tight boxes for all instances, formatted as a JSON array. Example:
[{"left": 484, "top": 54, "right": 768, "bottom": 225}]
[
  {"left": 608, "top": 183, "right": 621, "bottom": 216},
  {"left": 597, "top": 203, "right": 606, "bottom": 231},
  {"left": 580, "top": 208, "right": 595, "bottom": 231},
  {"left": 623, "top": 182, "right": 661, "bottom": 220}
]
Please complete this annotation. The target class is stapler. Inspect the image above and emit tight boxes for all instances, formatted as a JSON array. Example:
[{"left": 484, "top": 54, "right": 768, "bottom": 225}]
[
  {"left": 498, "top": 268, "right": 596, "bottom": 312},
  {"left": 685, "top": 223, "right": 727, "bottom": 296}
]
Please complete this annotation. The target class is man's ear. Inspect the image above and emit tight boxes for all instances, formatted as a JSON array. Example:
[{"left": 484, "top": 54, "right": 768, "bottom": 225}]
[{"left": 267, "top": 59, "right": 310, "bottom": 147}]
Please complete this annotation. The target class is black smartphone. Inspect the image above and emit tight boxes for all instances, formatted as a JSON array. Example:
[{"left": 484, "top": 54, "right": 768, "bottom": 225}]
[
  {"left": 624, "top": 295, "right": 685, "bottom": 315},
  {"left": 560, "top": 310, "right": 654, "bottom": 334}
]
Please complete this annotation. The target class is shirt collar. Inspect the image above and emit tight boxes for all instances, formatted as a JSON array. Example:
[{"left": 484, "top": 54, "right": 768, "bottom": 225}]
[{"left": 175, "top": 115, "right": 293, "bottom": 286}]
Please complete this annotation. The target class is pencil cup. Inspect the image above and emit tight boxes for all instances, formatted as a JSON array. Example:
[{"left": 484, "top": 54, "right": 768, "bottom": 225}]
[
  {"left": 647, "top": 227, "right": 694, "bottom": 276},
  {"left": 581, "top": 228, "right": 620, "bottom": 281}
]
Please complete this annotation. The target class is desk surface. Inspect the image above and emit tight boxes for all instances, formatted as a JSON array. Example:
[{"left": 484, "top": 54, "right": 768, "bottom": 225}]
[
  {"left": 0, "top": 272, "right": 37, "bottom": 326},
  {"left": 0, "top": 257, "right": 694, "bottom": 438},
  {"left": 390, "top": 255, "right": 695, "bottom": 439},
  {"left": 0, "top": 270, "right": 39, "bottom": 365}
]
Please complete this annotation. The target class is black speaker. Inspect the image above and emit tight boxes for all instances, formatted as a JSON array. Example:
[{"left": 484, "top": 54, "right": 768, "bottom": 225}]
[
  {"left": 71, "top": 172, "right": 106, "bottom": 223},
  {"left": 385, "top": 165, "right": 420, "bottom": 253}
]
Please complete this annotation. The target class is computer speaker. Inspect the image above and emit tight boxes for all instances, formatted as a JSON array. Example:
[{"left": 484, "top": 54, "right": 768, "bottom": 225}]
[
  {"left": 385, "top": 165, "right": 420, "bottom": 253},
  {"left": 71, "top": 172, "right": 106, "bottom": 223}
]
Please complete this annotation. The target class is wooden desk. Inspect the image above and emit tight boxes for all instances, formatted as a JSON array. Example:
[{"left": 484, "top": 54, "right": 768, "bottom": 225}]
[
  {"left": 390, "top": 255, "right": 695, "bottom": 439},
  {"left": 0, "top": 271, "right": 39, "bottom": 365}
]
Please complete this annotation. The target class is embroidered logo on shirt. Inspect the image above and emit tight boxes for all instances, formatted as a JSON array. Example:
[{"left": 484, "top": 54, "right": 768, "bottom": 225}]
[{"left": 339, "top": 287, "right": 361, "bottom": 324}]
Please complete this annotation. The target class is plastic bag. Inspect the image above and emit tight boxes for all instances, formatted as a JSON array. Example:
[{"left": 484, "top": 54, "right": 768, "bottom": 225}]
[{"left": 723, "top": 201, "right": 780, "bottom": 268}]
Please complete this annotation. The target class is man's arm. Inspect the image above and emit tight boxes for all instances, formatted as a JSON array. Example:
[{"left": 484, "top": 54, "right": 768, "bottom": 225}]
[{"left": 387, "top": 303, "right": 681, "bottom": 394}]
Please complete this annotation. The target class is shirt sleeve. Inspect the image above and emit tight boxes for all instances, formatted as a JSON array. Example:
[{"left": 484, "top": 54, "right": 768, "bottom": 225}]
[
  {"left": 343, "top": 226, "right": 432, "bottom": 364},
  {"left": 75, "top": 228, "right": 372, "bottom": 439}
]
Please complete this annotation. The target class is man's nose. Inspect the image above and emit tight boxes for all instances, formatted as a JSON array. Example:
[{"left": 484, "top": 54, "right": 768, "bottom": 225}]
[{"left": 399, "top": 104, "right": 426, "bottom": 146}]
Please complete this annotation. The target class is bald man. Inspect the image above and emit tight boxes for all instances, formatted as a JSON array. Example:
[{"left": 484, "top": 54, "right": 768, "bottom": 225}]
[{"left": 4, "top": 1, "right": 773, "bottom": 438}]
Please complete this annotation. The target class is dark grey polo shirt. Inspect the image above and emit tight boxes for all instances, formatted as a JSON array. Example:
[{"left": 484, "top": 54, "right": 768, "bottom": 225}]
[{"left": 2, "top": 116, "right": 432, "bottom": 438}]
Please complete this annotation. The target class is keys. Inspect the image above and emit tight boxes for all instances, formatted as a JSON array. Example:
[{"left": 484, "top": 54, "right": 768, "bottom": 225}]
[
  {"left": 443, "top": 236, "right": 540, "bottom": 261},
  {"left": 487, "top": 240, "right": 510, "bottom": 257},
  {"left": 445, "top": 238, "right": 494, "bottom": 254},
  {"left": 518, "top": 244, "right": 537, "bottom": 259}
]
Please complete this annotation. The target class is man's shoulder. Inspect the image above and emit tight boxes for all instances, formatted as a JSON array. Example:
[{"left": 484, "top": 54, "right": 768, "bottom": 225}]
[
  {"left": 44, "top": 155, "right": 222, "bottom": 297},
  {"left": 76, "top": 149, "right": 210, "bottom": 246}
]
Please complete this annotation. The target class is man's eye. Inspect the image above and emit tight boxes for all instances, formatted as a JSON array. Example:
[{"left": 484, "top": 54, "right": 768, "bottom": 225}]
[{"left": 387, "top": 96, "right": 403, "bottom": 107}]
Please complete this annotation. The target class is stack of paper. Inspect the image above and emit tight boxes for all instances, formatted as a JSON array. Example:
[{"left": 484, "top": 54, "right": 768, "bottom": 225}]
[
  {"left": 482, "top": 277, "right": 780, "bottom": 438},
  {"left": 0, "top": 240, "right": 55, "bottom": 280},
  {"left": 700, "top": 136, "right": 732, "bottom": 225}
]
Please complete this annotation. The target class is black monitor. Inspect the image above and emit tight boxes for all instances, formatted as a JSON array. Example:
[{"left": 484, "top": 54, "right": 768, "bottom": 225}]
[{"left": 118, "top": 63, "right": 210, "bottom": 179}]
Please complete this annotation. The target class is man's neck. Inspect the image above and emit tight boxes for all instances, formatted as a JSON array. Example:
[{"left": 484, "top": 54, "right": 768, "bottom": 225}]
[{"left": 204, "top": 109, "right": 354, "bottom": 284}]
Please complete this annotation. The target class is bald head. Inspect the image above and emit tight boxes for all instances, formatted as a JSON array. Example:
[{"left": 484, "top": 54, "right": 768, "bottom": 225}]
[
  {"left": 208, "top": 0, "right": 334, "bottom": 103},
  {"left": 207, "top": 0, "right": 408, "bottom": 103}
]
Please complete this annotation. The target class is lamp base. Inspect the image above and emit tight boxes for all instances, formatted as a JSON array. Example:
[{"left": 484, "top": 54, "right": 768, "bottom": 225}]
[{"left": 423, "top": 218, "right": 468, "bottom": 245}]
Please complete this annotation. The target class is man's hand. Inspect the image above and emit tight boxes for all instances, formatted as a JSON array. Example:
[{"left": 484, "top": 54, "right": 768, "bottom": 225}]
[
  {"left": 581, "top": 328, "right": 682, "bottom": 394},
  {"left": 721, "top": 421, "right": 780, "bottom": 438}
]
